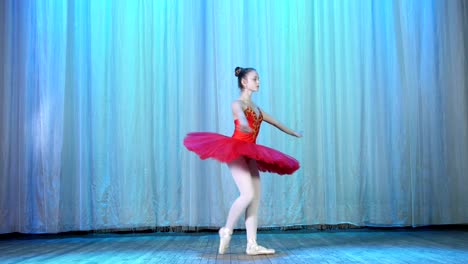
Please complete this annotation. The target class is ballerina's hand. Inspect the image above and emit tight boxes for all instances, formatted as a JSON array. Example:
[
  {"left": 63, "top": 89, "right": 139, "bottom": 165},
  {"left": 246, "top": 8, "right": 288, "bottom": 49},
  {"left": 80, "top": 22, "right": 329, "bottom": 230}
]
[
  {"left": 240, "top": 125, "right": 253, "bottom": 133},
  {"left": 294, "top": 131, "right": 303, "bottom": 138}
]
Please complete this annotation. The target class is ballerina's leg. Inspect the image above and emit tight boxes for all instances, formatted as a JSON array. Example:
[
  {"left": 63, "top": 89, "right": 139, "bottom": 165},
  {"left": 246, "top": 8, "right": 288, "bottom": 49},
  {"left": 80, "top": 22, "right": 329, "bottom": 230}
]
[
  {"left": 224, "top": 157, "right": 256, "bottom": 230},
  {"left": 245, "top": 159, "right": 260, "bottom": 242},
  {"left": 243, "top": 159, "right": 275, "bottom": 255},
  {"left": 218, "top": 156, "right": 256, "bottom": 254}
]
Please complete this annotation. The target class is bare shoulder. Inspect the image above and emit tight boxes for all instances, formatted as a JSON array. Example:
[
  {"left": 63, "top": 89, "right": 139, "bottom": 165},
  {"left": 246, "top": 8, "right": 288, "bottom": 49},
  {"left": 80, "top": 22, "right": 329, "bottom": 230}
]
[
  {"left": 231, "top": 100, "right": 242, "bottom": 107},
  {"left": 231, "top": 100, "right": 244, "bottom": 112}
]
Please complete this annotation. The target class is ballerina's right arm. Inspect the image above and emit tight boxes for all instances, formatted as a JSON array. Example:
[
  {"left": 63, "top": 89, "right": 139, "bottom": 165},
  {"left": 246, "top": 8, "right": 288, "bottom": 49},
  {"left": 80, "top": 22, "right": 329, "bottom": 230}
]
[{"left": 232, "top": 100, "right": 253, "bottom": 133}]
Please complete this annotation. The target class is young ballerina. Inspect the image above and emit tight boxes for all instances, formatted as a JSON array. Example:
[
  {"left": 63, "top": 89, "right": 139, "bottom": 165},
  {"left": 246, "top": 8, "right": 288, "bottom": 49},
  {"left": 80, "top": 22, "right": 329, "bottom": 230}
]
[{"left": 184, "top": 66, "right": 301, "bottom": 255}]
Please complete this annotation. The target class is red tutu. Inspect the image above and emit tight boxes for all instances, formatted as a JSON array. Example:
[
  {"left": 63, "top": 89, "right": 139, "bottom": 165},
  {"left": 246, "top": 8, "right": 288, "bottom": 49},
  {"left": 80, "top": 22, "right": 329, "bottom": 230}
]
[{"left": 183, "top": 106, "right": 299, "bottom": 175}]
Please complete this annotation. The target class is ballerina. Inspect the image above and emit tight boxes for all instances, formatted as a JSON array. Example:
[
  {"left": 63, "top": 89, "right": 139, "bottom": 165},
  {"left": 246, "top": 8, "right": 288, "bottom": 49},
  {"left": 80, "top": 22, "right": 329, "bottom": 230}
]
[{"left": 184, "top": 66, "right": 301, "bottom": 255}]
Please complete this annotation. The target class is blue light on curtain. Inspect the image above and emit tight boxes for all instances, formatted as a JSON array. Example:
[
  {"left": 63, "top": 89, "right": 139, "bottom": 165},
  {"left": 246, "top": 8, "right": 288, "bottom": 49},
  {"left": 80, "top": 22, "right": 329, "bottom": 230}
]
[{"left": 0, "top": 0, "right": 467, "bottom": 234}]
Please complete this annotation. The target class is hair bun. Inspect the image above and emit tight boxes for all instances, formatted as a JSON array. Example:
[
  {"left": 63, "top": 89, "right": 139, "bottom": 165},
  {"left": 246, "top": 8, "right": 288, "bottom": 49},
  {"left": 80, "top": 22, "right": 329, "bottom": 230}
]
[{"left": 234, "top": 67, "right": 242, "bottom": 77}]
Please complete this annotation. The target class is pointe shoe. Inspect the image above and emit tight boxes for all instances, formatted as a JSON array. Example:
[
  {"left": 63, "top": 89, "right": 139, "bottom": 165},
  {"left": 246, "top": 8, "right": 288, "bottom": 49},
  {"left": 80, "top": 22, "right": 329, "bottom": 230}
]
[
  {"left": 246, "top": 240, "right": 275, "bottom": 255},
  {"left": 218, "top": 227, "right": 232, "bottom": 254}
]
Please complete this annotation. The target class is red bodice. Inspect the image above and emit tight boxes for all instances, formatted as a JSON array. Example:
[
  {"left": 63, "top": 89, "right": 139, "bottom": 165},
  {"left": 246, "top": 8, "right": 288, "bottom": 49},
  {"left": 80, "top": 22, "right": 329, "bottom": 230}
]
[{"left": 232, "top": 106, "right": 263, "bottom": 143}]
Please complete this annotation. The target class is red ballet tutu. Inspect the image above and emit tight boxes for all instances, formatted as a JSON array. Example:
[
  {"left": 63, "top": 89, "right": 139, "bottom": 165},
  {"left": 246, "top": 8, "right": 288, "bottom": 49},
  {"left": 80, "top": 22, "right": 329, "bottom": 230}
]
[{"left": 183, "top": 132, "right": 300, "bottom": 175}]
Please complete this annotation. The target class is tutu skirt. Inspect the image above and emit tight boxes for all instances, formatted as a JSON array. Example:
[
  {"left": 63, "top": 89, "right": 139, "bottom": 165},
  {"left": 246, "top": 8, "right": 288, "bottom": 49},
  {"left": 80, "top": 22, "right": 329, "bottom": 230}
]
[{"left": 183, "top": 132, "right": 299, "bottom": 175}]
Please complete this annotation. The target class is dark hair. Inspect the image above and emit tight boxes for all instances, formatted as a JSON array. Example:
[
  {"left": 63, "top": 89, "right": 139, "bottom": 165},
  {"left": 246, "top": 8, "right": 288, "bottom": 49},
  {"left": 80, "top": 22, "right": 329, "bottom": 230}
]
[{"left": 234, "top": 66, "right": 256, "bottom": 89}]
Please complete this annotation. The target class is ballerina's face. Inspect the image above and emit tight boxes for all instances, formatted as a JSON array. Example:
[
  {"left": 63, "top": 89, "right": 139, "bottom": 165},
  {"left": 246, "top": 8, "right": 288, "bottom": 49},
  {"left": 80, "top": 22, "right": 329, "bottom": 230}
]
[{"left": 242, "top": 71, "right": 260, "bottom": 92}]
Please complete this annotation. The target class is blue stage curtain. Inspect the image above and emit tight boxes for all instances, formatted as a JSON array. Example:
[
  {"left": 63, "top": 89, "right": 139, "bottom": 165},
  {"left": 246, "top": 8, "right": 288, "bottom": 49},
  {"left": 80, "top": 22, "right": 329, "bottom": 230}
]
[{"left": 1, "top": 0, "right": 467, "bottom": 233}]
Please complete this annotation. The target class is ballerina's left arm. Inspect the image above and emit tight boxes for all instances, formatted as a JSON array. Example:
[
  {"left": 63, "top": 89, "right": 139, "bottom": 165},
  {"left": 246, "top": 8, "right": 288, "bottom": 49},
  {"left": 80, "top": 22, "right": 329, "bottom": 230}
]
[{"left": 261, "top": 110, "right": 302, "bottom": 138}]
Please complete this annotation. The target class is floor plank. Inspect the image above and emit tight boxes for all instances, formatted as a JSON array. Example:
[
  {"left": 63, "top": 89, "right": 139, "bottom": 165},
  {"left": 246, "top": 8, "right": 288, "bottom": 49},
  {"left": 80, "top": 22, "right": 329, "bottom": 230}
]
[{"left": 0, "top": 229, "right": 467, "bottom": 263}]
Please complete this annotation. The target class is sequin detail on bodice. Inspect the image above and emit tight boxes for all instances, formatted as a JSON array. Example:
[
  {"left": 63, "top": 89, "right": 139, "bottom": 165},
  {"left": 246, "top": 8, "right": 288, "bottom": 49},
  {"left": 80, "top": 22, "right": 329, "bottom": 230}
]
[{"left": 232, "top": 106, "right": 263, "bottom": 143}]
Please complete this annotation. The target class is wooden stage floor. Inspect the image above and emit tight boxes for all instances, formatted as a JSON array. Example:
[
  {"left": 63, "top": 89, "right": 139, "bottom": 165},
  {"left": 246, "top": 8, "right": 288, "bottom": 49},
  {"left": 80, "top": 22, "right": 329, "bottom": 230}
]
[{"left": 1, "top": 228, "right": 467, "bottom": 263}]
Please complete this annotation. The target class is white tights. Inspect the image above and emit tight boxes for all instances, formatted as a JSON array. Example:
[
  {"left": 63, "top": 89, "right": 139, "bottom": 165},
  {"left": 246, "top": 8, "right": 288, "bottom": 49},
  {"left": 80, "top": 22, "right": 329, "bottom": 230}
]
[{"left": 224, "top": 157, "right": 260, "bottom": 242}]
